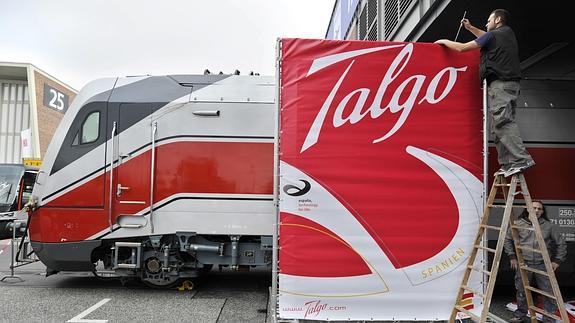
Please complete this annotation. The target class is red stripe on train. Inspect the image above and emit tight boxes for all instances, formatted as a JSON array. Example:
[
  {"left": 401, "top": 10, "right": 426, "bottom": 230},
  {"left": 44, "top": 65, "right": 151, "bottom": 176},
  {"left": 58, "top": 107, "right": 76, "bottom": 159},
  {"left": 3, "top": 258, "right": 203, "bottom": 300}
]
[{"left": 29, "top": 141, "right": 274, "bottom": 242}]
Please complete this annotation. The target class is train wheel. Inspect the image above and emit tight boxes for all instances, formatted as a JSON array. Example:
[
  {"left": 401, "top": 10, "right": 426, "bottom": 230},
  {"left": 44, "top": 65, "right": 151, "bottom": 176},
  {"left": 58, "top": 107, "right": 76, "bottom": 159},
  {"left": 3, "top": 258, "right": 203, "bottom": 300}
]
[
  {"left": 141, "top": 276, "right": 181, "bottom": 289},
  {"left": 141, "top": 256, "right": 180, "bottom": 289}
]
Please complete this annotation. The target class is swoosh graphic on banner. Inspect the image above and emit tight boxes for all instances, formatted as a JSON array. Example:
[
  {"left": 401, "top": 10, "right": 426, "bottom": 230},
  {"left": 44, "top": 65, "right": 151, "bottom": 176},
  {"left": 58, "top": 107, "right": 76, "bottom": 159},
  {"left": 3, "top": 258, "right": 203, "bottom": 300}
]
[
  {"left": 401, "top": 146, "right": 482, "bottom": 285},
  {"left": 279, "top": 146, "right": 482, "bottom": 296}
]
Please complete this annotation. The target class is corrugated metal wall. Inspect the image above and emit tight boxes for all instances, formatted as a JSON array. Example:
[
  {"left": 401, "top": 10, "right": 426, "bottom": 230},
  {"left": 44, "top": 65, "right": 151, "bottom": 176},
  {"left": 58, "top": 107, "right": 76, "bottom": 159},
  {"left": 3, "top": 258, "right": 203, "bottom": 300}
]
[{"left": 0, "top": 81, "right": 30, "bottom": 163}]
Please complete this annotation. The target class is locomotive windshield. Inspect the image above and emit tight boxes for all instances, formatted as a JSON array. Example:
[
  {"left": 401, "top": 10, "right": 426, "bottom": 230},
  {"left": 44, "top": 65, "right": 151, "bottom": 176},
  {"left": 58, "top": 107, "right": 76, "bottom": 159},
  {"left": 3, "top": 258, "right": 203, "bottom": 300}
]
[{"left": 0, "top": 164, "right": 25, "bottom": 206}]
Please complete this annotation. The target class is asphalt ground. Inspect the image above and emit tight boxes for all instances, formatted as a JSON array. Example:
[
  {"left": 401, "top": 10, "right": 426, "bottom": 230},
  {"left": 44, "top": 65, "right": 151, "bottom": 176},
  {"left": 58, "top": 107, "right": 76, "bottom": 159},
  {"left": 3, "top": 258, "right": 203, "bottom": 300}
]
[
  {"left": 0, "top": 238, "right": 271, "bottom": 323},
  {"left": 1, "top": 238, "right": 573, "bottom": 322}
]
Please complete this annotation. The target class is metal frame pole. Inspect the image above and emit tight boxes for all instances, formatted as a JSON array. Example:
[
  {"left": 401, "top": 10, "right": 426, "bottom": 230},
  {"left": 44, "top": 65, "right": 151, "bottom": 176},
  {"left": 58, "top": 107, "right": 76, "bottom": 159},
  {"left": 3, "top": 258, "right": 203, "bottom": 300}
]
[
  {"left": 1, "top": 221, "right": 23, "bottom": 282},
  {"left": 270, "top": 38, "right": 282, "bottom": 323},
  {"left": 483, "top": 79, "right": 488, "bottom": 209},
  {"left": 482, "top": 79, "right": 489, "bottom": 297}
]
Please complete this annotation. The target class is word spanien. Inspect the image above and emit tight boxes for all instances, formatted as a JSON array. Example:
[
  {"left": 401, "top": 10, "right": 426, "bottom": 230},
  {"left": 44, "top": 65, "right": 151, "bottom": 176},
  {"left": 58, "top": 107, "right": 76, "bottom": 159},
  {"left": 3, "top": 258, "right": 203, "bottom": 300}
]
[{"left": 421, "top": 247, "right": 465, "bottom": 279}]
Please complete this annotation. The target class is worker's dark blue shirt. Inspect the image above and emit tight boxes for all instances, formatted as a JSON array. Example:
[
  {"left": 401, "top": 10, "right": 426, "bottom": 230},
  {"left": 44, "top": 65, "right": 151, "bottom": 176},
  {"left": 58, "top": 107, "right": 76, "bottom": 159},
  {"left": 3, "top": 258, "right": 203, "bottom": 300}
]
[{"left": 474, "top": 32, "right": 494, "bottom": 48}]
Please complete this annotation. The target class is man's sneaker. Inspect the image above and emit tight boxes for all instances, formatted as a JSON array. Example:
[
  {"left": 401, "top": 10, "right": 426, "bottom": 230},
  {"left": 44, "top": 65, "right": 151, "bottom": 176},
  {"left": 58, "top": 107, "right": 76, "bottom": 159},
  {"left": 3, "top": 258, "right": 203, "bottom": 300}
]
[
  {"left": 494, "top": 168, "right": 507, "bottom": 176},
  {"left": 504, "top": 160, "right": 536, "bottom": 177}
]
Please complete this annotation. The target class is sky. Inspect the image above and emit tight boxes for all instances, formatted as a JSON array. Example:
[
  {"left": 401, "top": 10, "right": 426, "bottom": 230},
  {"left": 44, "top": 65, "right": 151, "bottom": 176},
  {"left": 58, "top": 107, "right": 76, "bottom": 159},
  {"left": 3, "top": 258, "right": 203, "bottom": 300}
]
[{"left": 0, "top": 0, "right": 335, "bottom": 90}]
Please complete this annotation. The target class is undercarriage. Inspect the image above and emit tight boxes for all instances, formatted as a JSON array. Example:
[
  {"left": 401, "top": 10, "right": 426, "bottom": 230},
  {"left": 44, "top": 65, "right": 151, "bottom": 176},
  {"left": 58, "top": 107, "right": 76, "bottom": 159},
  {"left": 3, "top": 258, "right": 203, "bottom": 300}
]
[{"left": 94, "top": 233, "right": 273, "bottom": 287}]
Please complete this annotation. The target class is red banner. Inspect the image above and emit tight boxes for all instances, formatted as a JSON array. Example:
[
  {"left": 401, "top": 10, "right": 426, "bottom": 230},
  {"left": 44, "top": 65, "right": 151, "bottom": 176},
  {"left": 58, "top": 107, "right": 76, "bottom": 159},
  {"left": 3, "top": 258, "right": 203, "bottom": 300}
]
[{"left": 278, "top": 38, "right": 484, "bottom": 320}]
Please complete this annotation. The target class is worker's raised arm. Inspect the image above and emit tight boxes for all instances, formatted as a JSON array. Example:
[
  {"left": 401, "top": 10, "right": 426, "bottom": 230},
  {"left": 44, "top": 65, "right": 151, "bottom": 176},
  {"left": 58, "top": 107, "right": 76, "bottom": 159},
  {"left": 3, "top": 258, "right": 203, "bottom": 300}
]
[
  {"left": 461, "top": 18, "right": 485, "bottom": 38},
  {"left": 434, "top": 39, "right": 480, "bottom": 52}
]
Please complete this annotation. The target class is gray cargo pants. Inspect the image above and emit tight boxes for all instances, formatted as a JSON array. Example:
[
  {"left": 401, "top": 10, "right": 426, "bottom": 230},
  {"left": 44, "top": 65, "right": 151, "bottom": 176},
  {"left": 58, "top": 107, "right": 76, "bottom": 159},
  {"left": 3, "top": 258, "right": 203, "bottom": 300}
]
[{"left": 487, "top": 80, "right": 534, "bottom": 168}]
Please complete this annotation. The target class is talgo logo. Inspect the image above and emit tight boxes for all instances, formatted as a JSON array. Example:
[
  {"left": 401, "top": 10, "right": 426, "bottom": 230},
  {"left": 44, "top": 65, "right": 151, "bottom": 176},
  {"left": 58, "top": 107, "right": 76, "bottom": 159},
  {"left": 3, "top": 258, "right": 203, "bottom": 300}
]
[
  {"left": 301, "top": 43, "right": 467, "bottom": 152},
  {"left": 302, "top": 300, "right": 347, "bottom": 318},
  {"left": 283, "top": 180, "right": 311, "bottom": 196},
  {"left": 304, "top": 300, "right": 327, "bottom": 318}
]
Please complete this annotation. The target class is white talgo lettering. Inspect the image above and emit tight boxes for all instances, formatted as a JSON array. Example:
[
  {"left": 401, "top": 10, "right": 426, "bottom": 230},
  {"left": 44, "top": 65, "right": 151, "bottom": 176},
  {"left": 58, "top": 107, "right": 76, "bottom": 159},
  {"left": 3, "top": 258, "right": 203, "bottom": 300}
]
[
  {"left": 372, "top": 74, "right": 425, "bottom": 143},
  {"left": 419, "top": 66, "right": 467, "bottom": 105},
  {"left": 333, "top": 88, "right": 370, "bottom": 127},
  {"left": 300, "top": 43, "right": 468, "bottom": 152}
]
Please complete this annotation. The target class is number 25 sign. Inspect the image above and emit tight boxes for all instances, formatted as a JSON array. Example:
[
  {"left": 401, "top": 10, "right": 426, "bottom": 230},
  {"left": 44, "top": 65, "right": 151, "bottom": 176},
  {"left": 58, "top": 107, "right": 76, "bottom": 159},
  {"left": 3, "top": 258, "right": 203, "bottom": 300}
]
[{"left": 43, "top": 84, "right": 69, "bottom": 113}]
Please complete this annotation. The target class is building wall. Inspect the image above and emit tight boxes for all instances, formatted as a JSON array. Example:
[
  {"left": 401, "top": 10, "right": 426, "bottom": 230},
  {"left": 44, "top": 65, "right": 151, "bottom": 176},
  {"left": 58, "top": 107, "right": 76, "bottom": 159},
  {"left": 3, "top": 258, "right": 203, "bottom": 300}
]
[
  {"left": 33, "top": 70, "right": 76, "bottom": 159},
  {"left": 0, "top": 80, "right": 30, "bottom": 163},
  {"left": 331, "top": 0, "right": 438, "bottom": 41}
]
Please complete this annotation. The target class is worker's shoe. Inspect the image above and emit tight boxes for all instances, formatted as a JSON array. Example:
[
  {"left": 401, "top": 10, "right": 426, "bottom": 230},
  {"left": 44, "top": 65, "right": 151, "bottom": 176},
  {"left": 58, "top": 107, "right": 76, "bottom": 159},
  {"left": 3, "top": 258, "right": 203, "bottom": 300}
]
[
  {"left": 493, "top": 167, "right": 507, "bottom": 176},
  {"left": 504, "top": 160, "right": 536, "bottom": 177}
]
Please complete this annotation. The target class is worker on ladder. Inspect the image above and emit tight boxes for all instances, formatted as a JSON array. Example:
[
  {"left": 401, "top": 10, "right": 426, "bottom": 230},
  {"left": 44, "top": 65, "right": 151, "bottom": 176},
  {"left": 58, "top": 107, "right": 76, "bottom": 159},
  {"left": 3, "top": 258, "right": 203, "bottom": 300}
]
[
  {"left": 435, "top": 9, "right": 535, "bottom": 177},
  {"left": 504, "top": 201, "right": 567, "bottom": 323}
]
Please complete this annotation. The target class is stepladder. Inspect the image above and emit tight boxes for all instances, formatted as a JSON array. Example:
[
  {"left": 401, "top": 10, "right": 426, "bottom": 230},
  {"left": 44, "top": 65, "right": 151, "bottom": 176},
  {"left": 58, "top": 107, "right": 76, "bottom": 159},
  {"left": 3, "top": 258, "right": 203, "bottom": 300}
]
[{"left": 450, "top": 173, "right": 568, "bottom": 323}]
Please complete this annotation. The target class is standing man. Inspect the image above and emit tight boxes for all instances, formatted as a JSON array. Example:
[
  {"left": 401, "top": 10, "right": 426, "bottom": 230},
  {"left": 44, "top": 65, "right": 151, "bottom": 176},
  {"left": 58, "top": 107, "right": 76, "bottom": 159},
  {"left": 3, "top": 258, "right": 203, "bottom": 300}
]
[
  {"left": 504, "top": 201, "right": 567, "bottom": 323},
  {"left": 435, "top": 9, "right": 535, "bottom": 177}
]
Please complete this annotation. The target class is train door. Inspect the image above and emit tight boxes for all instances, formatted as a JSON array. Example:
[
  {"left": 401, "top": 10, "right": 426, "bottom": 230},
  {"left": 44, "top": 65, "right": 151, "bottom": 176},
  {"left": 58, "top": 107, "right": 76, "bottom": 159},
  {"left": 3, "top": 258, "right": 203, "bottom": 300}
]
[{"left": 112, "top": 103, "right": 152, "bottom": 229}]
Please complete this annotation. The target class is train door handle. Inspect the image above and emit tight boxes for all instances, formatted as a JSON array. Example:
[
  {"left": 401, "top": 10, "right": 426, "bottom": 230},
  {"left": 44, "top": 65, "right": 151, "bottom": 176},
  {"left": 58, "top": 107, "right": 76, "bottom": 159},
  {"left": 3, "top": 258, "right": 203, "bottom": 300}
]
[
  {"left": 192, "top": 110, "right": 220, "bottom": 117},
  {"left": 117, "top": 183, "right": 130, "bottom": 197}
]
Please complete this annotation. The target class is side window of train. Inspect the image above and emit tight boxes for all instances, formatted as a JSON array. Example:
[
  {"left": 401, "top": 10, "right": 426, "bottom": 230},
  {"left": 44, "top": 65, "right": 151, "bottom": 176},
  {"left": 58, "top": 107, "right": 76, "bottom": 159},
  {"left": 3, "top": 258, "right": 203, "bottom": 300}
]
[{"left": 73, "top": 111, "right": 100, "bottom": 145}]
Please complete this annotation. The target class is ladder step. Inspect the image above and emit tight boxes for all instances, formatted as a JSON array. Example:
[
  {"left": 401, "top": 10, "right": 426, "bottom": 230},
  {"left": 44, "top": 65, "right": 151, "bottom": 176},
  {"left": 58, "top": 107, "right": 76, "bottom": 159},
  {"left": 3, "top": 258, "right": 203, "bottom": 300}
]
[
  {"left": 468, "top": 265, "right": 491, "bottom": 276},
  {"left": 461, "top": 286, "right": 485, "bottom": 298},
  {"left": 529, "top": 305, "right": 561, "bottom": 321},
  {"left": 454, "top": 305, "right": 479, "bottom": 321},
  {"left": 510, "top": 225, "right": 535, "bottom": 231},
  {"left": 520, "top": 265, "right": 550, "bottom": 277},
  {"left": 494, "top": 183, "right": 511, "bottom": 187},
  {"left": 474, "top": 244, "right": 496, "bottom": 253},
  {"left": 480, "top": 224, "right": 501, "bottom": 231},
  {"left": 516, "top": 245, "right": 542, "bottom": 254},
  {"left": 524, "top": 286, "right": 557, "bottom": 300}
]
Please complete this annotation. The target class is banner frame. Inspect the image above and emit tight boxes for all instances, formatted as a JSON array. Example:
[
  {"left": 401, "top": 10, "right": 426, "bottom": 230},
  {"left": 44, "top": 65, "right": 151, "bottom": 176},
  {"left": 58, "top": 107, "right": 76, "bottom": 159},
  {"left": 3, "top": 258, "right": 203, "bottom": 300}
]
[
  {"left": 273, "top": 39, "right": 486, "bottom": 321},
  {"left": 270, "top": 37, "right": 283, "bottom": 322}
]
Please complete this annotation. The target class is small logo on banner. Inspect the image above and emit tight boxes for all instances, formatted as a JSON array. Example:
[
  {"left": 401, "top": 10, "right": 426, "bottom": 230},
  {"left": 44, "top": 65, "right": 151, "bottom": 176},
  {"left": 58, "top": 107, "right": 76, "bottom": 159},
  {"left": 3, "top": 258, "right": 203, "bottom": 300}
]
[
  {"left": 281, "top": 300, "right": 348, "bottom": 318},
  {"left": 305, "top": 300, "right": 328, "bottom": 318},
  {"left": 283, "top": 180, "right": 311, "bottom": 196}
]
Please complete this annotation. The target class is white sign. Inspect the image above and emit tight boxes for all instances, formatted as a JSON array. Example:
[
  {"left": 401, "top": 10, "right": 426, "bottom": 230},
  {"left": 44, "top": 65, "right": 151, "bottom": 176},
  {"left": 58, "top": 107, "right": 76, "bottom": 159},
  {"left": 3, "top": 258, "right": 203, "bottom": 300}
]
[{"left": 21, "top": 128, "right": 33, "bottom": 158}]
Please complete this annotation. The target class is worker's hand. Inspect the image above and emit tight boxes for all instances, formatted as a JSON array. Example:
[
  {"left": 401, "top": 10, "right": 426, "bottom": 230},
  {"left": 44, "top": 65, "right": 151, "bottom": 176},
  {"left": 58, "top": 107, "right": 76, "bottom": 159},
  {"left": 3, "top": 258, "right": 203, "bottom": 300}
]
[
  {"left": 552, "top": 262, "right": 560, "bottom": 271},
  {"left": 510, "top": 259, "right": 518, "bottom": 270},
  {"left": 434, "top": 39, "right": 447, "bottom": 46},
  {"left": 461, "top": 18, "right": 472, "bottom": 30}
]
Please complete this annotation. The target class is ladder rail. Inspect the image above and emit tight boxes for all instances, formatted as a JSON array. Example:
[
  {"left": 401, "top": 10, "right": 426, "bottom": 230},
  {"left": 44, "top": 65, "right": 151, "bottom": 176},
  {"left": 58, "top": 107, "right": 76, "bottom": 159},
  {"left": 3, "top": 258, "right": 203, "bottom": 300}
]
[
  {"left": 519, "top": 175, "right": 568, "bottom": 322},
  {"left": 509, "top": 208, "right": 538, "bottom": 322},
  {"left": 501, "top": 174, "right": 536, "bottom": 322},
  {"left": 479, "top": 175, "right": 519, "bottom": 321}
]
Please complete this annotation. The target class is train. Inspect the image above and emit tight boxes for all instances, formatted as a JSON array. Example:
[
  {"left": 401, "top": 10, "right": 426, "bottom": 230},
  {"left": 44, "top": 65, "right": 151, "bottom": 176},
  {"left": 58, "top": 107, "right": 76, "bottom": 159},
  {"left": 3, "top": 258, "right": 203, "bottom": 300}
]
[{"left": 28, "top": 74, "right": 276, "bottom": 287}]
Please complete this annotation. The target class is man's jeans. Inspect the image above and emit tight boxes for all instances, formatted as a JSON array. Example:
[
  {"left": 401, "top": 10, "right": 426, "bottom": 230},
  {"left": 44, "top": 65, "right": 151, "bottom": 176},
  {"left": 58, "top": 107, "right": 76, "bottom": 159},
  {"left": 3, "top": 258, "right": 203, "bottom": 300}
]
[
  {"left": 514, "top": 262, "right": 558, "bottom": 322},
  {"left": 487, "top": 80, "right": 534, "bottom": 168}
]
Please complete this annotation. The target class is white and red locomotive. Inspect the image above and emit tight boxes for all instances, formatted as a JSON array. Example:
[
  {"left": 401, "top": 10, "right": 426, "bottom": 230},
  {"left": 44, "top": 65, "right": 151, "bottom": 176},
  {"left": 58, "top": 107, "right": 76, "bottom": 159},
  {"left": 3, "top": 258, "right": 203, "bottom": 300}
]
[{"left": 28, "top": 74, "right": 276, "bottom": 286}]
